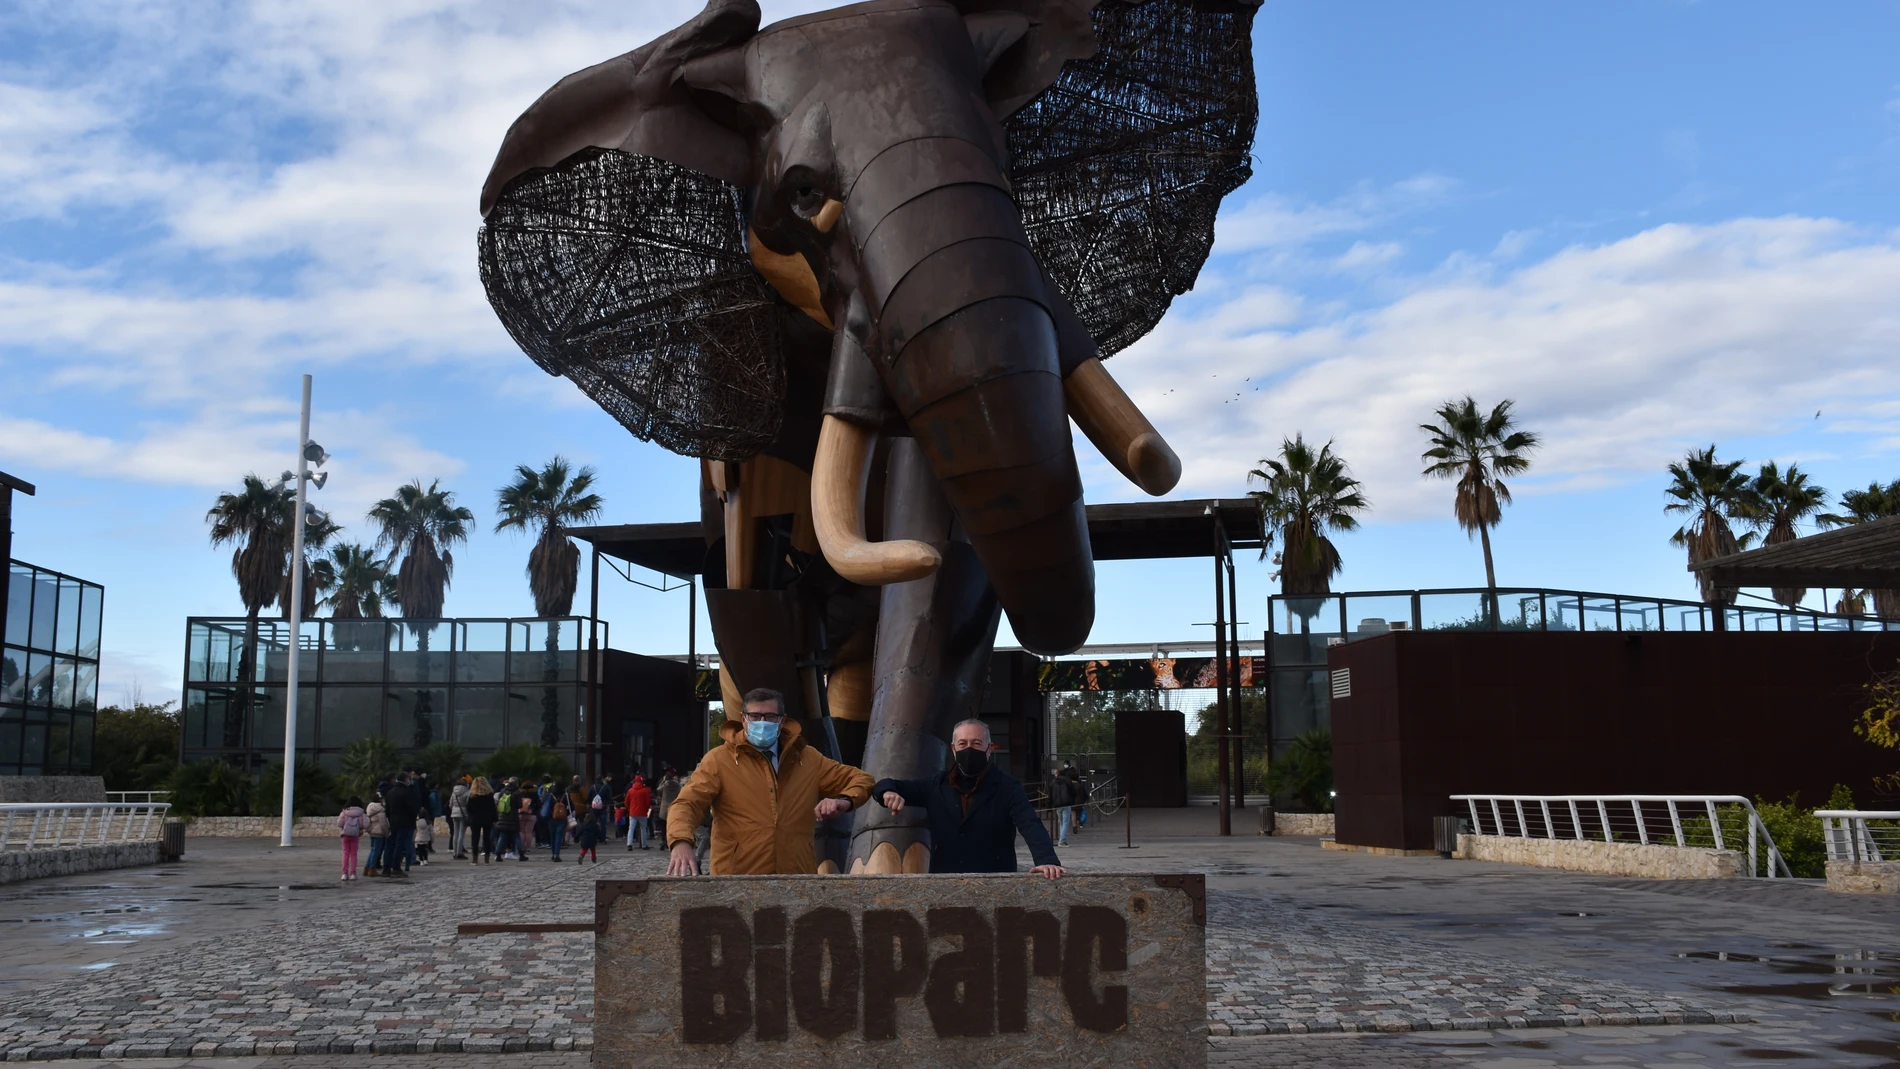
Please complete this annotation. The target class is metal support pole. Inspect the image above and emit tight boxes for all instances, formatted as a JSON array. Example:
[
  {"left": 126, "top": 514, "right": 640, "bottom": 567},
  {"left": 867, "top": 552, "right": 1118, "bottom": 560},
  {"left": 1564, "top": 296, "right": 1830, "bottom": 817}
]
[
  {"left": 1213, "top": 514, "right": 1231, "bottom": 837},
  {"left": 589, "top": 546, "right": 601, "bottom": 782},
  {"left": 280, "top": 374, "right": 312, "bottom": 848},
  {"left": 1226, "top": 547, "right": 1243, "bottom": 812}
]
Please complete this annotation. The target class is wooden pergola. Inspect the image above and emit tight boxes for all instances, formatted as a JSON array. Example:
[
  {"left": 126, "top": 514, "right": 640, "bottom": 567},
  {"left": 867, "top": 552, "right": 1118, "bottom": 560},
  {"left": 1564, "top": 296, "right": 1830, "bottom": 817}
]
[{"left": 1692, "top": 514, "right": 1900, "bottom": 591}]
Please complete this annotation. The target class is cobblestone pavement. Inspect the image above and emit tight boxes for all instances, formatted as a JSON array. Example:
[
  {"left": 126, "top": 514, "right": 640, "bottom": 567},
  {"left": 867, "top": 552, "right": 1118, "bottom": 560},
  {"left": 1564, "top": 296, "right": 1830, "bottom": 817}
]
[
  {"left": 1202, "top": 890, "right": 1742, "bottom": 1035},
  {"left": 2, "top": 821, "right": 1897, "bottom": 1063}
]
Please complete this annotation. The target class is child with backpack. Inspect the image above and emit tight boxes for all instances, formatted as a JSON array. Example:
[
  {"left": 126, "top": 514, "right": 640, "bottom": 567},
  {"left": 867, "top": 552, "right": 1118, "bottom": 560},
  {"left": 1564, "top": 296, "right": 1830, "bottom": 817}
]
[
  {"left": 337, "top": 796, "right": 367, "bottom": 881},
  {"left": 575, "top": 797, "right": 604, "bottom": 864}
]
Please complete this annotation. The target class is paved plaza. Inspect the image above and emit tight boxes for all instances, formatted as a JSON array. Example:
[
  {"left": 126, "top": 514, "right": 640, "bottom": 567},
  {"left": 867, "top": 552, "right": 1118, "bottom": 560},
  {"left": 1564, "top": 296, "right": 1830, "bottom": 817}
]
[{"left": 0, "top": 809, "right": 1895, "bottom": 1066}]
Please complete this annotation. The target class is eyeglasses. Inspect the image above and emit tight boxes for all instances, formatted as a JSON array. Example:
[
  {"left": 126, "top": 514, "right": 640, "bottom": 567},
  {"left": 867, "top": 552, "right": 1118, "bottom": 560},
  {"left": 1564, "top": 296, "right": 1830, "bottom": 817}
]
[{"left": 744, "top": 711, "right": 785, "bottom": 723}]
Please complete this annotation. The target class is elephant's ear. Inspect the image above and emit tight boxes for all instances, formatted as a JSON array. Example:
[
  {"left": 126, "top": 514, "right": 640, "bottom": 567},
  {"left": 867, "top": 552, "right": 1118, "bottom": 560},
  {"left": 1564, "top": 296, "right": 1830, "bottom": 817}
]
[
  {"left": 480, "top": 148, "right": 785, "bottom": 462},
  {"left": 479, "top": 0, "right": 760, "bottom": 214},
  {"left": 478, "top": 1, "right": 786, "bottom": 462},
  {"left": 1006, "top": 0, "right": 1261, "bottom": 357}
]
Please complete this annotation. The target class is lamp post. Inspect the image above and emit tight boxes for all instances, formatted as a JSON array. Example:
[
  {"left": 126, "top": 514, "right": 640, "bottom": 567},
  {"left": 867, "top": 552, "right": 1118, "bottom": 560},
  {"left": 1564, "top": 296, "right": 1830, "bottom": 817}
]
[{"left": 280, "top": 375, "right": 330, "bottom": 847}]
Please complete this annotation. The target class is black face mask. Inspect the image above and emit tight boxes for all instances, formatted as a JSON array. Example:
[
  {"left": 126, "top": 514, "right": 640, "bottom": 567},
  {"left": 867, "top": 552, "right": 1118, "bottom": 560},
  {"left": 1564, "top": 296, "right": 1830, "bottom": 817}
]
[{"left": 953, "top": 747, "right": 989, "bottom": 778}]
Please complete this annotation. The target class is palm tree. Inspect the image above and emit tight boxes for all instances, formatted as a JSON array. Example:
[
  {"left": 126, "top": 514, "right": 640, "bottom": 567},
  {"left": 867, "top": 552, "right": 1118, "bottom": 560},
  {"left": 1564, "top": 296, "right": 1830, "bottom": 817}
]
[
  {"left": 1819, "top": 479, "right": 1900, "bottom": 619},
  {"left": 369, "top": 480, "right": 474, "bottom": 625},
  {"left": 320, "top": 543, "right": 391, "bottom": 652},
  {"left": 321, "top": 543, "right": 391, "bottom": 619},
  {"left": 1745, "top": 462, "right": 1828, "bottom": 610},
  {"left": 1248, "top": 435, "right": 1368, "bottom": 629},
  {"left": 496, "top": 457, "right": 605, "bottom": 749},
  {"left": 277, "top": 512, "right": 342, "bottom": 620},
  {"left": 1665, "top": 445, "right": 1755, "bottom": 605},
  {"left": 370, "top": 480, "right": 474, "bottom": 747},
  {"left": 206, "top": 475, "right": 292, "bottom": 747},
  {"left": 494, "top": 457, "right": 605, "bottom": 616},
  {"left": 1419, "top": 397, "right": 1540, "bottom": 592}
]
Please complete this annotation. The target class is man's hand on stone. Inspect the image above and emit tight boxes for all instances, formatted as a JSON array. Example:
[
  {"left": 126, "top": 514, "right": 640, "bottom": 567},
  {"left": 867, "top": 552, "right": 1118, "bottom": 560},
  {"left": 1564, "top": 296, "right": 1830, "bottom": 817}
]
[
  {"left": 880, "top": 791, "right": 905, "bottom": 813},
  {"left": 814, "top": 797, "right": 852, "bottom": 821},
  {"left": 1030, "top": 864, "right": 1066, "bottom": 880},
  {"left": 666, "top": 841, "right": 699, "bottom": 876}
]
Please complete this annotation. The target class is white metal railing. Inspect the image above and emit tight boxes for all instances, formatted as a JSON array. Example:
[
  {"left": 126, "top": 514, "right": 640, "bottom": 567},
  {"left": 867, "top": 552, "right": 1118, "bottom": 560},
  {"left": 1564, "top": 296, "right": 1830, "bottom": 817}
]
[
  {"left": 104, "top": 791, "right": 171, "bottom": 804},
  {"left": 1817, "top": 811, "right": 1900, "bottom": 864},
  {"left": 0, "top": 803, "right": 172, "bottom": 851},
  {"left": 1451, "top": 794, "right": 1792, "bottom": 878}
]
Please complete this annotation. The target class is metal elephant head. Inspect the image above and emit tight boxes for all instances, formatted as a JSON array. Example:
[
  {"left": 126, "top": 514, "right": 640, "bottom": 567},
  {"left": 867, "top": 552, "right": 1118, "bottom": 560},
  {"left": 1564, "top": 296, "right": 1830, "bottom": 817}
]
[{"left": 479, "top": 0, "right": 1259, "bottom": 654}]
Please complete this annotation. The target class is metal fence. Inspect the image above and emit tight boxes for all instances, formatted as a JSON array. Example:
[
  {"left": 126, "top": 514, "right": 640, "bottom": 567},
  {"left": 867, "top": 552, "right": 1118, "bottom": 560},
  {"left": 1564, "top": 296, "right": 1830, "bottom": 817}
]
[
  {"left": 0, "top": 802, "right": 171, "bottom": 850},
  {"left": 104, "top": 791, "right": 171, "bottom": 804},
  {"left": 1817, "top": 810, "right": 1900, "bottom": 863},
  {"left": 1452, "top": 793, "right": 1792, "bottom": 878}
]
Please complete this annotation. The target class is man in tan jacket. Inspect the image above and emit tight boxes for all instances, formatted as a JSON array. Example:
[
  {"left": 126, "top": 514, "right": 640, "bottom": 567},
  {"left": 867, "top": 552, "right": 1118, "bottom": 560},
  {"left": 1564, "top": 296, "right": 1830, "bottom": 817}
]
[{"left": 665, "top": 687, "right": 874, "bottom": 875}]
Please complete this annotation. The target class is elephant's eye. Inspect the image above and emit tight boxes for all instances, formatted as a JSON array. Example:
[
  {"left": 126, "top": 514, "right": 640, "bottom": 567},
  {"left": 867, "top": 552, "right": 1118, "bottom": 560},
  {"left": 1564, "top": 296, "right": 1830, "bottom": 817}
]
[{"left": 790, "top": 186, "right": 826, "bottom": 220}]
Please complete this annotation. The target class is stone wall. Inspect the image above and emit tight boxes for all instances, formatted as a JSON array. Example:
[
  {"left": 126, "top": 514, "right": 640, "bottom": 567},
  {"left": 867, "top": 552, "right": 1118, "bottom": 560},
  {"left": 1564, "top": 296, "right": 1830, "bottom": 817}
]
[
  {"left": 186, "top": 816, "right": 452, "bottom": 838},
  {"left": 593, "top": 873, "right": 1207, "bottom": 1068},
  {"left": 0, "top": 841, "right": 163, "bottom": 885},
  {"left": 1270, "top": 813, "right": 1334, "bottom": 837},
  {"left": 0, "top": 776, "right": 106, "bottom": 803},
  {"left": 1826, "top": 860, "right": 1900, "bottom": 894},
  {"left": 1456, "top": 833, "right": 1744, "bottom": 880}
]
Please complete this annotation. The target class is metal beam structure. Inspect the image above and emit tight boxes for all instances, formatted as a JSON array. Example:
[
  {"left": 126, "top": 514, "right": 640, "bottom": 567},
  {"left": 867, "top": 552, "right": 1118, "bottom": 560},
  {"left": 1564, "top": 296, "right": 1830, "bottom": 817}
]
[{"left": 0, "top": 470, "right": 37, "bottom": 658}]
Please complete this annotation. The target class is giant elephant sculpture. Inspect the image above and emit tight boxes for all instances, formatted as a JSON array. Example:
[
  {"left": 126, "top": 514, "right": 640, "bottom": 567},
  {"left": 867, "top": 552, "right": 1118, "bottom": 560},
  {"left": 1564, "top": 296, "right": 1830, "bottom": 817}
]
[{"left": 479, "top": 0, "right": 1259, "bottom": 871}]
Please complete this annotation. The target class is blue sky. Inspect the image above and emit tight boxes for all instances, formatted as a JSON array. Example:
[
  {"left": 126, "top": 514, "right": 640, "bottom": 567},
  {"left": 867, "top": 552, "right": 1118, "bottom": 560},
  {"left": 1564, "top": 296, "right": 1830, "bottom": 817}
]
[{"left": 2, "top": 1, "right": 1898, "bottom": 706}]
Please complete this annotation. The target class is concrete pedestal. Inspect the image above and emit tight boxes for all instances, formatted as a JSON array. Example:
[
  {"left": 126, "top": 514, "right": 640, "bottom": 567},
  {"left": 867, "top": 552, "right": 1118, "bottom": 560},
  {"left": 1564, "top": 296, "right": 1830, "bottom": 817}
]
[{"left": 593, "top": 873, "right": 1207, "bottom": 1068}]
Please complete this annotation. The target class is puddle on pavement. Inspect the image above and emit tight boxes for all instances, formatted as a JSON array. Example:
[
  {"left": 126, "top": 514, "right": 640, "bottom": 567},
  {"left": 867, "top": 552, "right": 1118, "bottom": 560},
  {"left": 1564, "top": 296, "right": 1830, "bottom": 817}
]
[{"left": 1678, "top": 949, "right": 1900, "bottom": 1000}]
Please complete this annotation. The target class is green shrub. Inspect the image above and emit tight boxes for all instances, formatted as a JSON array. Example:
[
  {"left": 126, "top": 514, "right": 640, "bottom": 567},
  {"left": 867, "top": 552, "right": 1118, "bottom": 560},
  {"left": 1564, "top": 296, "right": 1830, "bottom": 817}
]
[
  {"left": 165, "top": 758, "right": 252, "bottom": 817},
  {"left": 478, "top": 743, "right": 573, "bottom": 784},
  {"left": 339, "top": 736, "right": 403, "bottom": 799},
  {"left": 253, "top": 759, "right": 337, "bottom": 818},
  {"left": 93, "top": 702, "right": 181, "bottom": 791},
  {"left": 1269, "top": 728, "right": 1334, "bottom": 813},
  {"left": 1753, "top": 784, "right": 1854, "bottom": 879}
]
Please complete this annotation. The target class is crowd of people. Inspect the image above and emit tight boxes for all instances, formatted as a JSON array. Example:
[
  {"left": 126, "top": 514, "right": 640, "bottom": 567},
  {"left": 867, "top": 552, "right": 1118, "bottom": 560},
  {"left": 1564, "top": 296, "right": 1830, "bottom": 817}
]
[
  {"left": 332, "top": 766, "right": 689, "bottom": 879},
  {"left": 333, "top": 685, "right": 1068, "bottom": 882}
]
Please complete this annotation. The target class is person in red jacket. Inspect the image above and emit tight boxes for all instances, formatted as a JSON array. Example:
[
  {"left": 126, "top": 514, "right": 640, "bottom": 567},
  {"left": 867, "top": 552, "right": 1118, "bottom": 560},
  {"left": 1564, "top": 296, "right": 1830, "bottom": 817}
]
[{"left": 624, "top": 775, "right": 654, "bottom": 850}]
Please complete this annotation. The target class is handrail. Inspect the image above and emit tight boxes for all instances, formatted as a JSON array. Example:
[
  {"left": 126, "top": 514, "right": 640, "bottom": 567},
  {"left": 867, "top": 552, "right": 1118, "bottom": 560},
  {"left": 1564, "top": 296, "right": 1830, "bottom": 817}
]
[
  {"left": 104, "top": 790, "right": 172, "bottom": 804},
  {"left": 1815, "top": 810, "right": 1900, "bottom": 864},
  {"left": 0, "top": 802, "right": 171, "bottom": 851},
  {"left": 1450, "top": 793, "right": 1792, "bottom": 878}
]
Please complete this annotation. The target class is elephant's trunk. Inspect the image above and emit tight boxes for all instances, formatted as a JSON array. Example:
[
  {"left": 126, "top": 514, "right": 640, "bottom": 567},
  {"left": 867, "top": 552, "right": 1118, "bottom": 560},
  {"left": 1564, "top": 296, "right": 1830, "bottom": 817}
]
[
  {"left": 821, "top": 139, "right": 1115, "bottom": 653},
  {"left": 892, "top": 295, "right": 1094, "bottom": 655}
]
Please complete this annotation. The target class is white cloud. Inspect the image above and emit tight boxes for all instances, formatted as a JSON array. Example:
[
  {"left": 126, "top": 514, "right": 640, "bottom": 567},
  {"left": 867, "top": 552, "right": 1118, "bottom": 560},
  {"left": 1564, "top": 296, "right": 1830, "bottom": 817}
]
[
  {"left": 1098, "top": 217, "right": 1900, "bottom": 520},
  {"left": 1214, "top": 174, "right": 1456, "bottom": 253}
]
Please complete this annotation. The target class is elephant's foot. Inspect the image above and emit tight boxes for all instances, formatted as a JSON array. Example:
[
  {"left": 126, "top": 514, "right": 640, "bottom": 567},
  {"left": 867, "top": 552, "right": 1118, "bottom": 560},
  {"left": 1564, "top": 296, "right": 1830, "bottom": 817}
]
[{"left": 847, "top": 804, "right": 930, "bottom": 874}]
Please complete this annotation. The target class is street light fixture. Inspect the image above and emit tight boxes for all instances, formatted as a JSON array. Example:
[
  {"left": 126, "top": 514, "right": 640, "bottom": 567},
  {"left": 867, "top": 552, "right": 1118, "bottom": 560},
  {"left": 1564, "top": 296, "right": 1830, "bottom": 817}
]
[{"left": 280, "top": 378, "right": 330, "bottom": 848}]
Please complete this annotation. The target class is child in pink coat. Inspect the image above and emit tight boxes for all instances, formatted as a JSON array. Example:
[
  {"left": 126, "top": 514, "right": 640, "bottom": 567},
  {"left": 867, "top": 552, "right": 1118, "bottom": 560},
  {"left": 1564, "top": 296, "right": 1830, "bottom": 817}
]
[{"left": 336, "top": 797, "right": 367, "bottom": 881}]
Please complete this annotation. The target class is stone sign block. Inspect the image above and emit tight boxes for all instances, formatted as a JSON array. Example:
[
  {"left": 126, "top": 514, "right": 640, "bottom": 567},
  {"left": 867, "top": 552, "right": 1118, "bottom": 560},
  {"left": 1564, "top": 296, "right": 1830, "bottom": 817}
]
[{"left": 594, "top": 873, "right": 1206, "bottom": 1068}]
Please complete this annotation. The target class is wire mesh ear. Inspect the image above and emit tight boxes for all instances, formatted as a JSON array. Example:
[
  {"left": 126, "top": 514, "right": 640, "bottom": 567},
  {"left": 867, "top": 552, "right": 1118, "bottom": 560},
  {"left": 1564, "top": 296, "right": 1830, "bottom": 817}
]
[
  {"left": 479, "top": 148, "right": 785, "bottom": 461},
  {"left": 1007, "top": 0, "right": 1260, "bottom": 358}
]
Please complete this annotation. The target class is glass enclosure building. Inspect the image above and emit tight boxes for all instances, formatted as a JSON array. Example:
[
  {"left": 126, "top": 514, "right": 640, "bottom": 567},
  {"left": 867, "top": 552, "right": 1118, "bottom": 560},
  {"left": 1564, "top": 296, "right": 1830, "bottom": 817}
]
[
  {"left": 180, "top": 617, "right": 603, "bottom": 774},
  {"left": 2, "top": 562, "right": 104, "bottom": 776}
]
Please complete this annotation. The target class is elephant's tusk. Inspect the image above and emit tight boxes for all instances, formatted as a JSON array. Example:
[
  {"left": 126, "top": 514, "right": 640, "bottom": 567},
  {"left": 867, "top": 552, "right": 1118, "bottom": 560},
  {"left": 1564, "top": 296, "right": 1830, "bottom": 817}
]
[
  {"left": 811, "top": 415, "right": 942, "bottom": 585},
  {"left": 1064, "top": 357, "right": 1182, "bottom": 496}
]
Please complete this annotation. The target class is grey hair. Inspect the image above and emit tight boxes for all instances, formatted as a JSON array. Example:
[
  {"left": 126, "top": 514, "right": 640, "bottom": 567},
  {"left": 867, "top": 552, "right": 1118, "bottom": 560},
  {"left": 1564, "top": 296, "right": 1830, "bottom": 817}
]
[{"left": 951, "top": 719, "right": 991, "bottom": 744}]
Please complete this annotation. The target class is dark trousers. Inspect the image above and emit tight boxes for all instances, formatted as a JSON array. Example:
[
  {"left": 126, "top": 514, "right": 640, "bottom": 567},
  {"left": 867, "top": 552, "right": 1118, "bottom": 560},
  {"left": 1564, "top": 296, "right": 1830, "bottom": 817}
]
[
  {"left": 387, "top": 825, "right": 416, "bottom": 871},
  {"left": 471, "top": 824, "right": 495, "bottom": 857}
]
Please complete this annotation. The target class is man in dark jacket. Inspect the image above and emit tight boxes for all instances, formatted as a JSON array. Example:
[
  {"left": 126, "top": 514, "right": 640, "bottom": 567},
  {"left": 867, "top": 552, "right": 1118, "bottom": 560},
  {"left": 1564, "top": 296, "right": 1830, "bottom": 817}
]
[
  {"left": 872, "top": 720, "right": 1066, "bottom": 879},
  {"left": 381, "top": 773, "right": 419, "bottom": 877}
]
